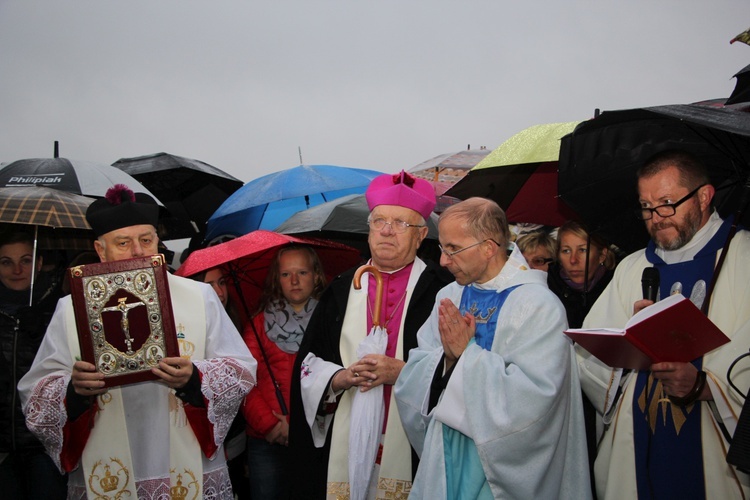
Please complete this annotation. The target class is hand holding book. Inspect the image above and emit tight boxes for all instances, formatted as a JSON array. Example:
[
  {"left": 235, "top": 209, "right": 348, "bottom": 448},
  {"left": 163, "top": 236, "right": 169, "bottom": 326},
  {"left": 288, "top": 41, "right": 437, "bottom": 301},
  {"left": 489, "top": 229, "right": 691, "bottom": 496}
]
[{"left": 565, "top": 294, "right": 730, "bottom": 370}]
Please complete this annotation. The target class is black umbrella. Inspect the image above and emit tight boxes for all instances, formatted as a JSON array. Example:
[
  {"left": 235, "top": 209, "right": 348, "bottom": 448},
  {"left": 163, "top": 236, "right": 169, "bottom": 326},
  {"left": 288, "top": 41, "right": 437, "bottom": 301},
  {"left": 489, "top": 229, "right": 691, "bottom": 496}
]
[
  {"left": 112, "top": 152, "right": 244, "bottom": 240},
  {"left": 558, "top": 104, "right": 750, "bottom": 255},
  {"left": 0, "top": 157, "right": 161, "bottom": 201},
  {"left": 727, "top": 64, "right": 750, "bottom": 106}
]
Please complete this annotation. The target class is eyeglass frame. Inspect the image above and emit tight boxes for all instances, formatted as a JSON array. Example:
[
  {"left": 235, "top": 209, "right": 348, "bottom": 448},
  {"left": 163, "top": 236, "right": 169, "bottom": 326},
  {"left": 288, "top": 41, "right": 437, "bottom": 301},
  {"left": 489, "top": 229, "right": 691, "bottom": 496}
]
[
  {"left": 438, "top": 238, "right": 501, "bottom": 258},
  {"left": 529, "top": 257, "right": 554, "bottom": 267},
  {"left": 636, "top": 184, "right": 707, "bottom": 221},
  {"left": 367, "top": 217, "right": 427, "bottom": 233}
]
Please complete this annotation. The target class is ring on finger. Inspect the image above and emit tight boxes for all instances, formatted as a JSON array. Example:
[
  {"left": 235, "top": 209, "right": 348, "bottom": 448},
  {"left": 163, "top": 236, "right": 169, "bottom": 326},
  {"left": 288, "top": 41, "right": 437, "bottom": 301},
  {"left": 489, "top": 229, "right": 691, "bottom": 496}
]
[{"left": 355, "top": 372, "right": 360, "bottom": 378}]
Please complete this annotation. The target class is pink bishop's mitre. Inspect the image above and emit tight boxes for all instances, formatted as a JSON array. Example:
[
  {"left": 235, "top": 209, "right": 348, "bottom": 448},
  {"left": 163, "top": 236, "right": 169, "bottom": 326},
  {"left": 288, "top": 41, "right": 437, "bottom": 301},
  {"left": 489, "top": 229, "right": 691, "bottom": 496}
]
[{"left": 365, "top": 170, "right": 436, "bottom": 219}]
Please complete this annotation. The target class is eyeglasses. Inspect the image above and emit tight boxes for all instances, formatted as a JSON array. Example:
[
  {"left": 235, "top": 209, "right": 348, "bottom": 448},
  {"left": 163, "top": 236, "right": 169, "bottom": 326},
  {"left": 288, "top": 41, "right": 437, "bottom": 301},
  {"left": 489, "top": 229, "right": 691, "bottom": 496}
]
[
  {"left": 438, "top": 239, "right": 500, "bottom": 258},
  {"left": 636, "top": 184, "right": 706, "bottom": 221},
  {"left": 529, "top": 257, "right": 554, "bottom": 267},
  {"left": 368, "top": 217, "right": 426, "bottom": 233}
]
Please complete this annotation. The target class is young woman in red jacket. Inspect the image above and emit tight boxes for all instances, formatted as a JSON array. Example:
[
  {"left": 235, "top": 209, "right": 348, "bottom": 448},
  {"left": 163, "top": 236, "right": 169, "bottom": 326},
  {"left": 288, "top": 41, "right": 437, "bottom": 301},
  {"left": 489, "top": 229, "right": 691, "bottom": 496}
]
[{"left": 242, "top": 245, "right": 327, "bottom": 499}]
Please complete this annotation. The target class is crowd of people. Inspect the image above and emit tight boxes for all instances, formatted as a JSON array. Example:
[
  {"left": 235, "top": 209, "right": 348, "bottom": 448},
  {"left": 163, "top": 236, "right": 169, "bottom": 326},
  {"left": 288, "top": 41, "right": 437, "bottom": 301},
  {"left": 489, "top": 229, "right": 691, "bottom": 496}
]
[{"left": 0, "top": 149, "right": 748, "bottom": 499}]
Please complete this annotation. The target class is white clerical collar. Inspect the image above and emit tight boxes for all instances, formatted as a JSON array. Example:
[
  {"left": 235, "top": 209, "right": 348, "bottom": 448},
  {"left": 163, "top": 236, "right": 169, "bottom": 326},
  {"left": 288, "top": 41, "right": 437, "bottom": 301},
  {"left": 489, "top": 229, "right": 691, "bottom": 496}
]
[
  {"left": 473, "top": 271, "right": 509, "bottom": 290},
  {"left": 472, "top": 242, "right": 523, "bottom": 290},
  {"left": 655, "top": 210, "right": 723, "bottom": 264}
]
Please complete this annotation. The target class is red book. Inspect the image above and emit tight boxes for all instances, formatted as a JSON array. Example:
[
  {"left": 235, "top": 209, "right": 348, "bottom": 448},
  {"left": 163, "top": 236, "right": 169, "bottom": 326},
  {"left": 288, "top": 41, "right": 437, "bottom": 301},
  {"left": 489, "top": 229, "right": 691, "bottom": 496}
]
[
  {"left": 564, "top": 294, "right": 730, "bottom": 370},
  {"left": 69, "top": 254, "right": 179, "bottom": 387}
]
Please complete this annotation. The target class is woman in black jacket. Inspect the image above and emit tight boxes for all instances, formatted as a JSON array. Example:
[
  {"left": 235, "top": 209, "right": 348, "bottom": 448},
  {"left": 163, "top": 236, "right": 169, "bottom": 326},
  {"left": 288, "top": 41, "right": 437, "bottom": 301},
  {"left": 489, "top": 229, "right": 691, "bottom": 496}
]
[
  {"left": 546, "top": 221, "right": 617, "bottom": 499},
  {"left": 0, "top": 230, "right": 67, "bottom": 499}
]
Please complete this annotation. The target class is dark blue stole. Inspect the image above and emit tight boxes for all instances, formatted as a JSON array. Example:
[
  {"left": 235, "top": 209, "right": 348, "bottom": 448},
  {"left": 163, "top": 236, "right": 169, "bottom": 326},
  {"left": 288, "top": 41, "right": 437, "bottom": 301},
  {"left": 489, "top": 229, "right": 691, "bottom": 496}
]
[{"left": 632, "top": 216, "right": 732, "bottom": 499}]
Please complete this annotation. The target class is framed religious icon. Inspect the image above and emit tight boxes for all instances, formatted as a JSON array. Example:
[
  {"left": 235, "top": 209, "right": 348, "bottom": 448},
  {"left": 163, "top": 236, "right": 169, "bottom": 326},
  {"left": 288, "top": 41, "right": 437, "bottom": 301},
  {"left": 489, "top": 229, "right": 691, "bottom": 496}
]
[{"left": 69, "top": 254, "right": 180, "bottom": 387}]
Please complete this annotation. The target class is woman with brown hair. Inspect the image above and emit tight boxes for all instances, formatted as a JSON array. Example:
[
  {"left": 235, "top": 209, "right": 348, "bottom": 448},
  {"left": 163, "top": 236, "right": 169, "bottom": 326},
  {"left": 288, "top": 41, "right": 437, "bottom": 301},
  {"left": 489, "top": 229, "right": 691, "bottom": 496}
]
[{"left": 0, "top": 230, "right": 67, "bottom": 499}]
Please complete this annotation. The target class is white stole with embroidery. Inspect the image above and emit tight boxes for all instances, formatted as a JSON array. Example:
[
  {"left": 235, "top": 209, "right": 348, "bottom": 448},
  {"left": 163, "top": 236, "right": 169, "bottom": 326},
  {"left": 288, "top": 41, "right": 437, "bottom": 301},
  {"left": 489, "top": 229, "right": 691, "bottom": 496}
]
[
  {"left": 65, "top": 275, "right": 207, "bottom": 499},
  {"left": 326, "top": 258, "right": 425, "bottom": 499}
]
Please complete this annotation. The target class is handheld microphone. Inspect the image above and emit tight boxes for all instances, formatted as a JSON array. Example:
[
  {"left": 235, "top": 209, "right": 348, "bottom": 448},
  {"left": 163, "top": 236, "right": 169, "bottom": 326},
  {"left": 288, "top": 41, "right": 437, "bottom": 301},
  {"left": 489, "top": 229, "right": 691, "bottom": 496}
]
[{"left": 641, "top": 267, "right": 660, "bottom": 302}]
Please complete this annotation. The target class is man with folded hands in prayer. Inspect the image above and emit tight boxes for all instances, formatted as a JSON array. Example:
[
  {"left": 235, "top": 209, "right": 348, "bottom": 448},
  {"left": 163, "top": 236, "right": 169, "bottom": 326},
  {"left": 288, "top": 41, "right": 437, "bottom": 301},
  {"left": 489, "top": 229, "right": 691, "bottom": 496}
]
[
  {"left": 19, "top": 184, "right": 256, "bottom": 499},
  {"left": 395, "top": 197, "right": 591, "bottom": 499},
  {"left": 578, "top": 150, "right": 750, "bottom": 499}
]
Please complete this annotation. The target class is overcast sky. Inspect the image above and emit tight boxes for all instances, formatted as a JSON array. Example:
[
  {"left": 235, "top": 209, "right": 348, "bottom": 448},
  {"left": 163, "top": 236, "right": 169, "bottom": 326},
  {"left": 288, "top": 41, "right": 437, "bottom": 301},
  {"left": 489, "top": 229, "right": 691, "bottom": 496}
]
[{"left": 1, "top": 1, "right": 748, "bottom": 183}]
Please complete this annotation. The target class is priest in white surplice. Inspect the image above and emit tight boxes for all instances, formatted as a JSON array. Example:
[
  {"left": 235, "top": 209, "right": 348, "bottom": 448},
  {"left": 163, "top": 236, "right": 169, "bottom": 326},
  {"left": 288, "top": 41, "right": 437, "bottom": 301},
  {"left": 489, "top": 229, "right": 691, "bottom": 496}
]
[
  {"left": 578, "top": 151, "right": 750, "bottom": 499},
  {"left": 395, "top": 198, "right": 591, "bottom": 499},
  {"left": 18, "top": 185, "right": 256, "bottom": 499}
]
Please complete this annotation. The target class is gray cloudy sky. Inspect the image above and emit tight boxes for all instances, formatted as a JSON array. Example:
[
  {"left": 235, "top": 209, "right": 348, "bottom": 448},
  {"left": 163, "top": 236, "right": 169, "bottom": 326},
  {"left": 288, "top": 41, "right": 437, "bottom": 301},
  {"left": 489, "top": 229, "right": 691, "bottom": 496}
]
[{"left": 1, "top": 1, "right": 748, "bottom": 183}]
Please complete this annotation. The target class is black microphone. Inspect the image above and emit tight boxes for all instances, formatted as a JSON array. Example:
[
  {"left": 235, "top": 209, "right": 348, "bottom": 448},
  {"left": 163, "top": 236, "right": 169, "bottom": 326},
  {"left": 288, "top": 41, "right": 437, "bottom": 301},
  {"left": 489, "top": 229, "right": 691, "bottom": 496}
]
[{"left": 641, "top": 267, "right": 660, "bottom": 302}]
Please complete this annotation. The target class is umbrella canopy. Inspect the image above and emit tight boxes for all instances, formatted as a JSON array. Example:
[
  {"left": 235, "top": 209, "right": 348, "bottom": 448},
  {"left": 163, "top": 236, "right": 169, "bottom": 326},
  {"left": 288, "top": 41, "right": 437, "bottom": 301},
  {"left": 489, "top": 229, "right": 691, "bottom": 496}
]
[
  {"left": 0, "top": 158, "right": 162, "bottom": 201},
  {"left": 558, "top": 104, "right": 750, "bottom": 254},
  {"left": 274, "top": 193, "right": 440, "bottom": 240},
  {"left": 112, "top": 152, "right": 244, "bottom": 240},
  {"left": 0, "top": 186, "right": 92, "bottom": 229},
  {"left": 0, "top": 185, "right": 96, "bottom": 304},
  {"left": 445, "top": 121, "right": 582, "bottom": 227},
  {"left": 175, "top": 230, "right": 362, "bottom": 317},
  {"left": 274, "top": 193, "right": 442, "bottom": 265},
  {"left": 727, "top": 64, "right": 750, "bottom": 106},
  {"left": 205, "top": 165, "right": 383, "bottom": 241},
  {"left": 0, "top": 186, "right": 95, "bottom": 250},
  {"left": 408, "top": 149, "right": 491, "bottom": 212}
]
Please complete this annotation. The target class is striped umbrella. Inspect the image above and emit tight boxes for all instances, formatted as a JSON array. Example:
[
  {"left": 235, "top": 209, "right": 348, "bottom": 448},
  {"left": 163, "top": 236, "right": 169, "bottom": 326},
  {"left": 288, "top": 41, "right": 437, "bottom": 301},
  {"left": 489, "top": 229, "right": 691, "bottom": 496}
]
[
  {"left": 0, "top": 186, "right": 95, "bottom": 249},
  {"left": 0, "top": 186, "right": 96, "bottom": 305}
]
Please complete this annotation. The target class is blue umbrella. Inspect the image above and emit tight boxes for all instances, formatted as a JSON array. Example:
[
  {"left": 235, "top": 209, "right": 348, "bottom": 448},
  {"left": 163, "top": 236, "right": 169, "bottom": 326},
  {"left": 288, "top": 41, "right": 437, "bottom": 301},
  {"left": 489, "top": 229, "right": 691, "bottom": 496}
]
[{"left": 206, "top": 164, "right": 383, "bottom": 240}]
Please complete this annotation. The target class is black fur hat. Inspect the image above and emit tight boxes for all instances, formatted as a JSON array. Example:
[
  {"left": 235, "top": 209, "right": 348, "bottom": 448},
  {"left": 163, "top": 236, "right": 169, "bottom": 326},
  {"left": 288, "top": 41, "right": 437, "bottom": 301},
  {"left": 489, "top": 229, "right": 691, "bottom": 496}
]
[{"left": 86, "top": 184, "right": 159, "bottom": 236}]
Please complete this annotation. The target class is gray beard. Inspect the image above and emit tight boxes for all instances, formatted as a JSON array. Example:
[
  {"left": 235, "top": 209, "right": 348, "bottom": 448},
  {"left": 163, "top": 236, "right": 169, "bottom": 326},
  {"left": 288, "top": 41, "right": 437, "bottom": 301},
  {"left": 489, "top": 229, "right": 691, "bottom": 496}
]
[{"left": 651, "top": 209, "right": 702, "bottom": 250}]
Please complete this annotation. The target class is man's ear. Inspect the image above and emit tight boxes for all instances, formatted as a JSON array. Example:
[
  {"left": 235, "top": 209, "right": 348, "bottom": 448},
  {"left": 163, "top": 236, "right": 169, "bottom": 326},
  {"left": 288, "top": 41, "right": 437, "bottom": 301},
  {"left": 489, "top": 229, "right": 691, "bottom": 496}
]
[
  {"left": 698, "top": 184, "right": 715, "bottom": 212},
  {"left": 484, "top": 239, "right": 499, "bottom": 259},
  {"left": 94, "top": 240, "right": 106, "bottom": 262},
  {"left": 418, "top": 226, "right": 429, "bottom": 245}
]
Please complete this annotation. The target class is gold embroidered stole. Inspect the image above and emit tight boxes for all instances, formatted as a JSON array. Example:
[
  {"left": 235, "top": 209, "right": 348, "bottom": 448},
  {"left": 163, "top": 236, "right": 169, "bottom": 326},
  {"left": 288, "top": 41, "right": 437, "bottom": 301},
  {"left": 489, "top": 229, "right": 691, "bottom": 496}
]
[
  {"left": 327, "top": 259, "right": 425, "bottom": 499},
  {"left": 65, "top": 275, "right": 207, "bottom": 498}
]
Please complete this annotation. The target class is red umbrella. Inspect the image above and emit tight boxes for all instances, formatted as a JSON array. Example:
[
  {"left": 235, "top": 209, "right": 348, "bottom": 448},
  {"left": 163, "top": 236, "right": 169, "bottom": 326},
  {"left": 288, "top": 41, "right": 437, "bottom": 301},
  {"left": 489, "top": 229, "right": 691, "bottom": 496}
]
[{"left": 175, "top": 230, "right": 362, "bottom": 320}]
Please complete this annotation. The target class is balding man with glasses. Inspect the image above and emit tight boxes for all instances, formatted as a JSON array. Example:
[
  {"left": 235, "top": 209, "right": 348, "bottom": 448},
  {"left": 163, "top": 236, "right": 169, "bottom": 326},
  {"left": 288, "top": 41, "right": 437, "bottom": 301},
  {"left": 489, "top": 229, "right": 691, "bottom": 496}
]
[
  {"left": 288, "top": 171, "right": 453, "bottom": 499},
  {"left": 395, "top": 196, "right": 592, "bottom": 499},
  {"left": 578, "top": 150, "right": 750, "bottom": 499}
]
